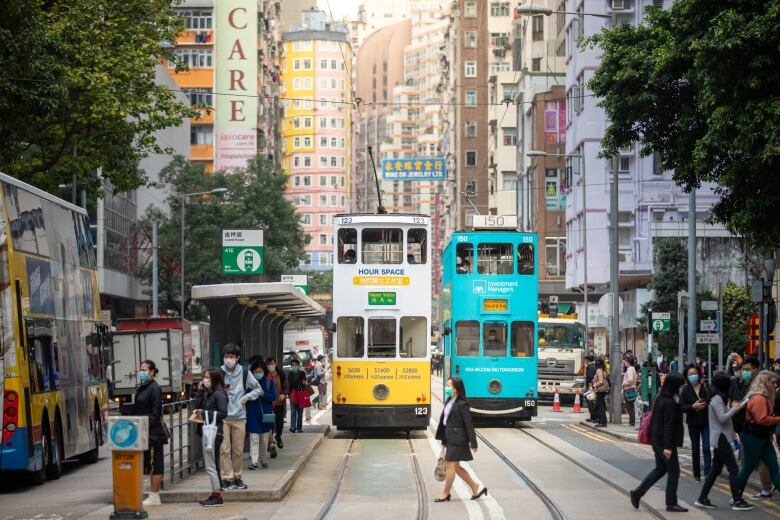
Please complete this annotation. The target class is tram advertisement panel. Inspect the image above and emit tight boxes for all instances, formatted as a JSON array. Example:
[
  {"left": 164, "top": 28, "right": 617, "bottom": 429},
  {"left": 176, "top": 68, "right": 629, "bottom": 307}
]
[{"left": 333, "top": 360, "right": 430, "bottom": 406}]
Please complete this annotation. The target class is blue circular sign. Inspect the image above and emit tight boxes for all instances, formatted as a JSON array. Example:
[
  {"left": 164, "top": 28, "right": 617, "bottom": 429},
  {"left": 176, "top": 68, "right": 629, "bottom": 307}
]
[{"left": 110, "top": 419, "right": 139, "bottom": 449}]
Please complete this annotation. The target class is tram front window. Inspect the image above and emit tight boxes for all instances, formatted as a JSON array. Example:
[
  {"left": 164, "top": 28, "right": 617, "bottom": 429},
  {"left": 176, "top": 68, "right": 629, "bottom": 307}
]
[
  {"left": 406, "top": 228, "right": 427, "bottom": 264},
  {"left": 338, "top": 228, "right": 358, "bottom": 264},
  {"left": 362, "top": 228, "right": 403, "bottom": 264},
  {"left": 368, "top": 318, "right": 396, "bottom": 358},
  {"left": 456, "top": 243, "right": 473, "bottom": 274},
  {"left": 399, "top": 316, "right": 428, "bottom": 358},
  {"left": 337, "top": 316, "right": 364, "bottom": 358},
  {"left": 455, "top": 320, "right": 479, "bottom": 357},
  {"left": 518, "top": 243, "right": 535, "bottom": 275},
  {"left": 483, "top": 322, "right": 507, "bottom": 357},
  {"left": 477, "top": 243, "right": 513, "bottom": 274},
  {"left": 511, "top": 321, "right": 535, "bottom": 357}
]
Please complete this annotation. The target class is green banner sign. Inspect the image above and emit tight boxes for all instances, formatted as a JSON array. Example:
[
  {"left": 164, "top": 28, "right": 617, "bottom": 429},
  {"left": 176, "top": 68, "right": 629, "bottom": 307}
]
[
  {"left": 222, "top": 230, "right": 264, "bottom": 275},
  {"left": 368, "top": 291, "right": 396, "bottom": 305}
]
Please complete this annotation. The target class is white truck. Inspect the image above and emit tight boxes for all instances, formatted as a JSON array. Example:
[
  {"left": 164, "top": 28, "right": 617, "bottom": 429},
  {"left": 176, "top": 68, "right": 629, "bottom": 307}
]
[{"left": 537, "top": 317, "right": 587, "bottom": 399}]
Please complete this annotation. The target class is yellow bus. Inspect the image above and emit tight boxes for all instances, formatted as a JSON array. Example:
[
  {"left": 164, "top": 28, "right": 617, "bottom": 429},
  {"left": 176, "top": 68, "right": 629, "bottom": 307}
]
[{"left": 0, "top": 173, "right": 108, "bottom": 484}]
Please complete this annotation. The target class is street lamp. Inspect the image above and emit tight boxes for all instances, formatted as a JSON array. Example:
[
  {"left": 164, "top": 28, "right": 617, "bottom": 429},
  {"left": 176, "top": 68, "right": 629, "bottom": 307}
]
[
  {"left": 181, "top": 188, "right": 228, "bottom": 319},
  {"left": 527, "top": 151, "right": 589, "bottom": 344}
]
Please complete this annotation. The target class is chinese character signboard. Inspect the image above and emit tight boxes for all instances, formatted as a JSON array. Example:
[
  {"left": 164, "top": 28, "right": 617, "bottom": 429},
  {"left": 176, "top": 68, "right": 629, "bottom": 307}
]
[
  {"left": 214, "top": 0, "right": 258, "bottom": 171},
  {"left": 380, "top": 158, "right": 447, "bottom": 181},
  {"left": 222, "top": 230, "right": 264, "bottom": 275},
  {"left": 544, "top": 101, "right": 566, "bottom": 144},
  {"left": 368, "top": 292, "right": 397, "bottom": 305},
  {"left": 281, "top": 274, "right": 308, "bottom": 294},
  {"left": 545, "top": 169, "right": 560, "bottom": 210}
]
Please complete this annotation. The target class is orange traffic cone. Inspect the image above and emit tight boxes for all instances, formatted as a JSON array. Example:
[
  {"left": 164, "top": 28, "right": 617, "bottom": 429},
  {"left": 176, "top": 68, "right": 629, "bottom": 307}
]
[
  {"left": 552, "top": 387, "right": 561, "bottom": 412},
  {"left": 573, "top": 388, "right": 582, "bottom": 413}
]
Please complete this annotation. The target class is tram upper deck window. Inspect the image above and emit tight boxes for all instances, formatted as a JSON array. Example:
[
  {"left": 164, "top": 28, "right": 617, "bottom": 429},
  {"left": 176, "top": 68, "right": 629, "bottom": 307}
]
[
  {"left": 455, "top": 320, "right": 479, "bottom": 357},
  {"left": 511, "top": 321, "right": 535, "bottom": 357},
  {"left": 517, "top": 243, "right": 535, "bottom": 275},
  {"left": 399, "top": 316, "right": 428, "bottom": 358},
  {"left": 338, "top": 228, "right": 358, "bottom": 264},
  {"left": 456, "top": 243, "right": 473, "bottom": 274},
  {"left": 477, "top": 243, "right": 513, "bottom": 275},
  {"left": 362, "top": 228, "right": 403, "bottom": 264},
  {"left": 483, "top": 322, "right": 508, "bottom": 357},
  {"left": 406, "top": 228, "right": 427, "bottom": 264},
  {"left": 337, "top": 316, "right": 364, "bottom": 357},
  {"left": 368, "top": 317, "right": 397, "bottom": 358}
]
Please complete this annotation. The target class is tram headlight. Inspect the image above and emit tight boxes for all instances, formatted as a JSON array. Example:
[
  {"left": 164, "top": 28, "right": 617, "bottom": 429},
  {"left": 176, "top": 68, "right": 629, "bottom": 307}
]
[
  {"left": 488, "top": 379, "right": 502, "bottom": 394},
  {"left": 373, "top": 384, "right": 390, "bottom": 401}
]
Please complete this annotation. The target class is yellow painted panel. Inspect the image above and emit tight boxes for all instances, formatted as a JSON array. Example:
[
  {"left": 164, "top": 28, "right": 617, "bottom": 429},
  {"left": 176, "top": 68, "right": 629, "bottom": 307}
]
[{"left": 332, "top": 360, "right": 431, "bottom": 406}]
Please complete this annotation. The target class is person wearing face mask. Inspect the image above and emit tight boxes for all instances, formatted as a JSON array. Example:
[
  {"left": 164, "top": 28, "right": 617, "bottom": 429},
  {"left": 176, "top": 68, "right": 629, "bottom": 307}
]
[
  {"left": 630, "top": 372, "right": 687, "bottom": 512},
  {"left": 286, "top": 358, "right": 309, "bottom": 433},
  {"left": 219, "top": 343, "right": 261, "bottom": 490},
  {"left": 133, "top": 360, "right": 165, "bottom": 506},
  {"left": 730, "top": 357, "right": 759, "bottom": 453},
  {"left": 246, "top": 359, "right": 276, "bottom": 470},
  {"left": 194, "top": 368, "right": 228, "bottom": 507},
  {"left": 680, "top": 363, "right": 711, "bottom": 481},
  {"left": 265, "top": 357, "right": 288, "bottom": 449},
  {"left": 434, "top": 377, "right": 485, "bottom": 503}
]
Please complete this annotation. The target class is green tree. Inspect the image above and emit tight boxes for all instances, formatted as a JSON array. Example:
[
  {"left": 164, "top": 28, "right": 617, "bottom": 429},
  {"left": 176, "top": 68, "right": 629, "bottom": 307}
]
[
  {"left": 644, "top": 239, "right": 687, "bottom": 357},
  {"left": 0, "top": 0, "right": 195, "bottom": 194},
  {"left": 721, "top": 282, "right": 755, "bottom": 355},
  {"left": 138, "top": 156, "right": 309, "bottom": 319},
  {"left": 587, "top": 1, "right": 780, "bottom": 248}
]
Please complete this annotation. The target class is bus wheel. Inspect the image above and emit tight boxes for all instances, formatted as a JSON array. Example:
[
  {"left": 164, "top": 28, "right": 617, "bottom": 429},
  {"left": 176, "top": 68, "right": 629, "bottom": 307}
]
[
  {"left": 46, "top": 417, "right": 63, "bottom": 480},
  {"left": 29, "top": 421, "right": 49, "bottom": 485}
]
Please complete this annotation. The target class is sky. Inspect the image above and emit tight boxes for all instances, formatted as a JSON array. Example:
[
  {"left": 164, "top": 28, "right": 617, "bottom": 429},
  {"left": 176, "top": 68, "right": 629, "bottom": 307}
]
[{"left": 317, "top": 0, "right": 362, "bottom": 21}]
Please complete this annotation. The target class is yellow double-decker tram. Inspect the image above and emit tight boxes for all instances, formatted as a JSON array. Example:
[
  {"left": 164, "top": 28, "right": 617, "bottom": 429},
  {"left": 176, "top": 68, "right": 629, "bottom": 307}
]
[{"left": 331, "top": 213, "right": 432, "bottom": 433}]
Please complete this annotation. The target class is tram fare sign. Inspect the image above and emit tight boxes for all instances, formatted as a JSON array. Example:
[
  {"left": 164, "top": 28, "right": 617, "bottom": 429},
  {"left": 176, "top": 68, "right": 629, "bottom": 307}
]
[
  {"left": 380, "top": 157, "right": 447, "bottom": 181},
  {"left": 222, "top": 229, "right": 264, "bottom": 275},
  {"left": 368, "top": 291, "right": 397, "bottom": 305}
]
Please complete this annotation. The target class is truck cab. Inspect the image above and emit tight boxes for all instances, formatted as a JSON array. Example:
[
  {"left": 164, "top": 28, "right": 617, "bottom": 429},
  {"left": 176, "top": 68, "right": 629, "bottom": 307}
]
[{"left": 537, "top": 316, "right": 586, "bottom": 399}]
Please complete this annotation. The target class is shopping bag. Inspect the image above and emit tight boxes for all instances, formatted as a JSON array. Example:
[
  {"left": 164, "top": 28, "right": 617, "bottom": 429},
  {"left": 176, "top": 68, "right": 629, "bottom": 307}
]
[
  {"left": 637, "top": 412, "right": 653, "bottom": 445},
  {"left": 434, "top": 447, "right": 446, "bottom": 482},
  {"left": 203, "top": 410, "right": 218, "bottom": 453}
]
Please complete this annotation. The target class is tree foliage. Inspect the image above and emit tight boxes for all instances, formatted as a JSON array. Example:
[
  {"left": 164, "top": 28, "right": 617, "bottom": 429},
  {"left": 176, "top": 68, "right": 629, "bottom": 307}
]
[
  {"left": 721, "top": 282, "right": 755, "bottom": 355},
  {"left": 645, "top": 239, "right": 688, "bottom": 356},
  {"left": 137, "top": 156, "right": 309, "bottom": 319},
  {"left": 0, "top": 0, "right": 195, "bottom": 194},
  {"left": 588, "top": 1, "right": 780, "bottom": 248}
]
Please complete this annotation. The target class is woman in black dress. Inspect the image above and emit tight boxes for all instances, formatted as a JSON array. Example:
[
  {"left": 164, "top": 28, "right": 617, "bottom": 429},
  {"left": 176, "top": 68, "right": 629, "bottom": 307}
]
[{"left": 434, "top": 377, "right": 487, "bottom": 502}]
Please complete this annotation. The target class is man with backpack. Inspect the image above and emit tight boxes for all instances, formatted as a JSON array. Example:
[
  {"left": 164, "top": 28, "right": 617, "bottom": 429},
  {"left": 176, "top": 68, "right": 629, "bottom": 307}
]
[{"left": 220, "top": 343, "right": 261, "bottom": 490}]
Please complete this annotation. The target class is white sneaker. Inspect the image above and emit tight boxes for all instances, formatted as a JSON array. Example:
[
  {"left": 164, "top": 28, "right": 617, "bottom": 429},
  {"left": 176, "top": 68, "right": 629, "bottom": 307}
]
[{"left": 143, "top": 492, "right": 162, "bottom": 506}]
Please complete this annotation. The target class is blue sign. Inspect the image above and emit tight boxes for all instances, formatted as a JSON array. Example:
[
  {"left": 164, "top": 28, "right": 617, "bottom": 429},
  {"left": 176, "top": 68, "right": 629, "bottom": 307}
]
[
  {"left": 26, "top": 257, "right": 55, "bottom": 315},
  {"left": 110, "top": 419, "right": 139, "bottom": 449},
  {"left": 380, "top": 157, "right": 447, "bottom": 181}
]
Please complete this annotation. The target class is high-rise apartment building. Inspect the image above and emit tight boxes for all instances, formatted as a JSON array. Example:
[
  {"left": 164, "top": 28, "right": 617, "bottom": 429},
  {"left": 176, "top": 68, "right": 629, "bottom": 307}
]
[
  {"left": 281, "top": 9, "right": 352, "bottom": 270},
  {"left": 165, "top": 1, "right": 283, "bottom": 171}
]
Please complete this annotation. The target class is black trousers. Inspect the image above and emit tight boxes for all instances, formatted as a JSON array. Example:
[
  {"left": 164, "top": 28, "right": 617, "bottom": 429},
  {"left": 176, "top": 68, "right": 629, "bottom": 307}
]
[
  {"left": 586, "top": 394, "right": 596, "bottom": 419},
  {"left": 594, "top": 392, "right": 608, "bottom": 425},
  {"left": 635, "top": 446, "right": 680, "bottom": 506},
  {"left": 273, "top": 404, "right": 286, "bottom": 440},
  {"left": 624, "top": 396, "right": 636, "bottom": 425},
  {"left": 699, "top": 434, "right": 740, "bottom": 501}
]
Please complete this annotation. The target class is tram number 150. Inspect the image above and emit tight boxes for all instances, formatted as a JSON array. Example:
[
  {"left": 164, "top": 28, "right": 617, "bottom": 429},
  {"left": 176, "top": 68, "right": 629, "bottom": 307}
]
[{"left": 415, "top": 407, "right": 428, "bottom": 416}]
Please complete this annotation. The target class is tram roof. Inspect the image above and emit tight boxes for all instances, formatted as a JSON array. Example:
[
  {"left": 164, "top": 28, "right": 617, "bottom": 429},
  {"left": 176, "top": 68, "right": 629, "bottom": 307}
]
[
  {"left": 335, "top": 212, "right": 430, "bottom": 218},
  {"left": 191, "top": 283, "right": 325, "bottom": 317}
]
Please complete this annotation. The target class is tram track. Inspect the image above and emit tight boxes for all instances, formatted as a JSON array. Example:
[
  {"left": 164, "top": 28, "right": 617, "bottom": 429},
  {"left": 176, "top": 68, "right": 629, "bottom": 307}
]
[{"left": 314, "top": 436, "right": 428, "bottom": 520}]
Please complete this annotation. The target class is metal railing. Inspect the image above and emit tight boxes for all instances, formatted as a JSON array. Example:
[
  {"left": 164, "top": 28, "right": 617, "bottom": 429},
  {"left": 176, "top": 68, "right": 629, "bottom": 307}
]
[{"left": 162, "top": 398, "right": 204, "bottom": 485}]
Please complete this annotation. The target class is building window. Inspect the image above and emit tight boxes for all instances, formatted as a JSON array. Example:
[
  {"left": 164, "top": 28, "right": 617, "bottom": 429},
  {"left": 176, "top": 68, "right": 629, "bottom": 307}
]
[
  {"left": 293, "top": 156, "right": 300, "bottom": 167},
  {"left": 330, "top": 195, "right": 337, "bottom": 205},
  {"left": 320, "top": 195, "right": 327, "bottom": 205},
  {"left": 293, "top": 137, "right": 300, "bottom": 148},
  {"left": 303, "top": 175, "right": 311, "bottom": 186},
  {"left": 465, "top": 121, "right": 477, "bottom": 137},
  {"left": 185, "top": 88, "right": 212, "bottom": 107},
  {"left": 319, "top": 214, "right": 327, "bottom": 225},
  {"left": 618, "top": 156, "right": 630, "bottom": 175},
  {"left": 181, "top": 9, "right": 213, "bottom": 30},
  {"left": 490, "top": 2, "right": 510, "bottom": 16},
  {"left": 502, "top": 127, "right": 517, "bottom": 146},
  {"left": 464, "top": 61, "right": 476, "bottom": 77},
  {"left": 502, "top": 172, "right": 516, "bottom": 190},
  {"left": 465, "top": 150, "right": 477, "bottom": 167},
  {"left": 532, "top": 15, "right": 544, "bottom": 41},
  {"left": 320, "top": 59, "right": 328, "bottom": 69},
  {"left": 319, "top": 117, "right": 327, "bottom": 128},
  {"left": 653, "top": 151, "right": 664, "bottom": 175},
  {"left": 465, "top": 1, "right": 477, "bottom": 18},
  {"left": 303, "top": 59, "right": 312, "bottom": 70},
  {"left": 300, "top": 214, "right": 311, "bottom": 225},
  {"left": 465, "top": 90, "right": 477, "bottom": 106},
  {"left": 304, "top": 117, "right": 312, "bottom": 128},
  {"left": 174, "top": 48, "right": 212, "bottom": 68},
  {"left": 303, "top": 137, "right": 311, "bottom": 147},
  {"left": 319, "top": 175, "right": 327, "bottom": 186},
  {"left": 304, "top": 156, "right": 311, "bottom": 167},
  {"left": 490, "top": 62, "right": 511, "bottom": 75},
  {"left": 330, "top": 157, "right": 337, "bottom": 167},
  {"left": 319, "top": 234, "right": 328, "bottom": 245},
  {"left": 532, "top": 58, "right": 542, "bottom": 71},
  {"left": 190, "top": 125, "right": 213, "bottom": 145},
  {"left": 293, "top": 59, "right": 301, "bottom": 70},
  {"left": 502, "top": 83, "right": 518, "bottom": 101},
  {"left": 331, "top": 59, "right": 338, "bottom": 69},
  {"left": 544, "top": 237, "right": 566, "bottom": 277},
  {"left": 465, "top": 31, "right": 477, "bottom": 48}
]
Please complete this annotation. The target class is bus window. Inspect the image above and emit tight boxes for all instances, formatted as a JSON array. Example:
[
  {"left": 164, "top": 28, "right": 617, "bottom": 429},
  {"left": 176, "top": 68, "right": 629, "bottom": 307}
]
[
  {"left": 511, "top": 322, "right": 535, "bottom": 357},
  {"left": 518, "top": 243, "right": 535, "bottom": 275},
  {"left": 477, "top": 243, "right": 513, "bottom": 275},
  {"left": 455, "top": 320, "right": 479, "bottom": 357},
  {"left": 483, "top": 322, "right": 507, "bottom": 357},
  {"left": 406, "top": 228, "right": 427, "bottom": 264},
  {"left": 337, "top": 316, "right": 364, "bottom": 357},
  {"left": 399, "top": 316, "right": 428, "bottom": 358},
  {"left": 368, "top": 318, "right": 396, "bottom": 358},
  {"left": 362, "top": 228, "right": 402, "bottom": 264},
  {"left": 27, "top": 319, "right": 60, "bottom": 392},
  {"left": 338, "top": 228, "right": 358, "bottom": 264},
  {"left": 456, "top": 243, "right": 473, "bottom": 274}
]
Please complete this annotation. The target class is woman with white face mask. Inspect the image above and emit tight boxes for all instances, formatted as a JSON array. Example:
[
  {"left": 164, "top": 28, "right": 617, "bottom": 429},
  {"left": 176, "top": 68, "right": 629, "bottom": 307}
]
[
  {"left": 195, "top": 368, "right": 228, "bottom": 507},
  {"left": 133, "top": 359, "right": 165, "bottom": 506}
]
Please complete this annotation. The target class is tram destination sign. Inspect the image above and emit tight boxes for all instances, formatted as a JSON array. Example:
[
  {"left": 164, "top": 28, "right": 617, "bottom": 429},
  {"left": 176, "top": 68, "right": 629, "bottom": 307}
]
[
  {"left": 368, "top": 291, "right": 397, "bottom": 305},
  {"left": 222, "top": 229, "right": 264, "bottom": 275},
  {"left": 483, "top": 299, "right": 509, "bottom": 312},
  {"left": 380, "top": 157, "right": 446, "bottom": 181}
]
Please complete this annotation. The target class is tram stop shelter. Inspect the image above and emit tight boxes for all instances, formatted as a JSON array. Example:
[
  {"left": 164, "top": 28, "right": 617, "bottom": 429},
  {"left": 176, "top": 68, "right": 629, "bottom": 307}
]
[{"left": 192, "top": 283, "right": 325, "bottom": 363}]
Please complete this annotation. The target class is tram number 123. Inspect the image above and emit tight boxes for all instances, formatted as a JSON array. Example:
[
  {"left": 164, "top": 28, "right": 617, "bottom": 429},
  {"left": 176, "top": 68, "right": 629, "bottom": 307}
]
[{"left": 415, "top": 407, "right": 428, "bottom": 416}]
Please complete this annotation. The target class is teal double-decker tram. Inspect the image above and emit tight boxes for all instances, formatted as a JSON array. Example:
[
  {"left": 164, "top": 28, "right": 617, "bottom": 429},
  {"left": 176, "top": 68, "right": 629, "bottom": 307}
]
[{"left": 439, "top": 225, "right": 538, "bottom": 423}]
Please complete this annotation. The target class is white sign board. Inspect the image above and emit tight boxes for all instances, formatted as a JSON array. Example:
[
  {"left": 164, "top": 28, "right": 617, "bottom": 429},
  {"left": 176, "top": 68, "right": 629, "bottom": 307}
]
[
  {"left": 701, "top": 300, "right": 718, "bottom": 311},
  {"left": 699, "top": 319, "right": 717, "bottom": 332},
  {"left": 472, "top": 215, "right": 518, "bottom": 229},
  {"left": 696, "top": 333, "right": 719, "bottom": 344},
  {"left": 651, "top": 312, "right": 671, "bottom": 320},
  {"left": 281, "top": 275, "right": 308, "bottom": 285}
]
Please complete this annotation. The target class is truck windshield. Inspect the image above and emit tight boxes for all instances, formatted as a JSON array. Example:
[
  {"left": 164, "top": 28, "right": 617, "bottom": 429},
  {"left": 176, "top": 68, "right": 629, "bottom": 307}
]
[{"left": 538, "top": 323, "right": 584, "bottom": 349}]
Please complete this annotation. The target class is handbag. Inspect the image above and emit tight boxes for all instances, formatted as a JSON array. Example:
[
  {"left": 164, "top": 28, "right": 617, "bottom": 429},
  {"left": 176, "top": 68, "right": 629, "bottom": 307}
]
[
  {"left": 202, "top": 410, "right": 218, "bottom": 452},
  {"left": 625, "top": 389, "right": 638, "bottom": 401},
  {"left": 161, "top": 421, "right": 172, "bottom": 443},
  {"left": 290, "top": 389, "right": 300, "bottom": 407},
  {"left": 637, "top": 411, "right": 653, "bottom": 445},
  {"left": 261, "top": 412, "right": 276, "bottom": 424},
  {"left": 298, "top": 390, "right": 312, "bottom": 408},
  {"left": 434, "top": 447, "right": 446, "bottom": 482}
]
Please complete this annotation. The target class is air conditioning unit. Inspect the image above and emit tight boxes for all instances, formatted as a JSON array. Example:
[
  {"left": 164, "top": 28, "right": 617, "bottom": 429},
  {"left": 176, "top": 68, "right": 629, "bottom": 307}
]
[
  {"left": 618, "top": 144, "right": 633, "bottom": 155},
  {"left": 611, "top": 0, "right": 628, "bottom": 10}
]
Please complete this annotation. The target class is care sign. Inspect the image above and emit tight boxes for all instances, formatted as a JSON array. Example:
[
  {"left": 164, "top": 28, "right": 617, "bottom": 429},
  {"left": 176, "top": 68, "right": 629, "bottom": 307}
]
[{"left": 222, "top": 229, "right": 264, "bottom": 275}]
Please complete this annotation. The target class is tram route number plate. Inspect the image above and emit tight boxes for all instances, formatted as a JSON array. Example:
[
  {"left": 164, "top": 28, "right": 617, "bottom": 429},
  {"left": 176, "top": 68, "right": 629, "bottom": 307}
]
[{"left": 415, "top": 407, "right": 428, "bottom": 416}]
